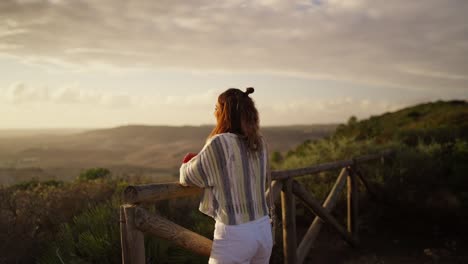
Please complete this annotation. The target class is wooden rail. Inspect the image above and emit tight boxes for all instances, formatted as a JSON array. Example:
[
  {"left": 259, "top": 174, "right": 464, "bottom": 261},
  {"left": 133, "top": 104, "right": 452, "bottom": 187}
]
[{"left": 120, "top": 150, "right": 392, "bottom": 264}]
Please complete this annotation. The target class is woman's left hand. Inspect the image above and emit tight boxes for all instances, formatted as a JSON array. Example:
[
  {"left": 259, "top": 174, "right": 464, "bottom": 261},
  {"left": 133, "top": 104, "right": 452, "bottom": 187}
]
[{"left": 182, "top": 152, "right": 198, "bottom": 163}]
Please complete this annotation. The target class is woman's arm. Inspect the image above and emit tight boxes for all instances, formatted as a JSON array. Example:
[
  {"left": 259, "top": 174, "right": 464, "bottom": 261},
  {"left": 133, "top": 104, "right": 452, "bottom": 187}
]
[{"left": 179, "top": 136, "right": 221, "bottom": 188}]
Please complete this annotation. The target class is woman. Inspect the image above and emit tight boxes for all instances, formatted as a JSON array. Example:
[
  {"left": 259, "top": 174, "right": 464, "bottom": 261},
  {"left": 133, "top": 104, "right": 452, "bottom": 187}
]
[{"left": 179, "top": 87, "right": 273, "bottom": 264}]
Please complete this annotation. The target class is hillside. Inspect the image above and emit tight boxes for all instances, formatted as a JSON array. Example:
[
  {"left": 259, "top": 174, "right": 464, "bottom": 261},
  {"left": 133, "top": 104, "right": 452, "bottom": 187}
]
[
  {"left": 334, "top": 100, "right": 468, "bottom": 144},
  {"left": 0, "top": 124, "right": 336, "bottom": 185},
  {"left": 273, "top": 100, "right": 468, "bottom": 263}
]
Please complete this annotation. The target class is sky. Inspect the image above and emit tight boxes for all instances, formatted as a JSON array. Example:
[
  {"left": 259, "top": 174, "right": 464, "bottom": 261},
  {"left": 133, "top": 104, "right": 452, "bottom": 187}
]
[{"left": 1, "top": 0, "right": 467, "bottom": 129}]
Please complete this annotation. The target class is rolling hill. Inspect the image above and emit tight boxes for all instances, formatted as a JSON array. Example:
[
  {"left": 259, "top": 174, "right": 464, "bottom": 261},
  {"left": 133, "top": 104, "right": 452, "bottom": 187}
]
[{"left": 0, "top": 124, "right": 337, "bottom": 185}]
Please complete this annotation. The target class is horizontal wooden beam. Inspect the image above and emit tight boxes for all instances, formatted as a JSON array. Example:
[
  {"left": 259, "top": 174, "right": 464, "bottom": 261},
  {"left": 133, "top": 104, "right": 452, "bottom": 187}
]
[
  {"left": 123, "top": 151, "right": 392, "bottom": 204},
  {"left": 134, "top": 206, "right": 213, "bottom": 257},
  {"left": 124, "top": 183, "right": 202, "bottom": 204},
  {"left": 291, "top": 180, "right": 358, "bottom": 248},
  {"left": 272, "top": 150, "right": 392, "bottom": 181}
]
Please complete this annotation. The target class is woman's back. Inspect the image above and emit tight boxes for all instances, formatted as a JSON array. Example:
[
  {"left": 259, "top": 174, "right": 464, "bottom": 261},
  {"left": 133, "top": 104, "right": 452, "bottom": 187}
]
[{"left": 180, "top": 133, "right": 268, "bottom": 225}]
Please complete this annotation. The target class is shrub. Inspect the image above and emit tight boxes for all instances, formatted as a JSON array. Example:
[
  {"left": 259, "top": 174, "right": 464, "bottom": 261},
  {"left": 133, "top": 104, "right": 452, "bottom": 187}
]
[
  {"left": 78, "top": 168, "right": 111, "bottom": 181},
  {"left": 0, "top": 179, "right": 117, "bottom": 264},
  {"left": 39, "top": 195, "right": 210, "bottom": 264}
]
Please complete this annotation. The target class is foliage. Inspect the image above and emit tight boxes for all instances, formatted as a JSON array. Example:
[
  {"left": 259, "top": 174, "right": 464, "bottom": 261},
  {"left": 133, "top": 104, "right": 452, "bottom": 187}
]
[
  {"left": 273, "top": 100, "right": 468, "bottom": 231},
  {"left": 38, "top": 193, "right": 210, "bottom": 264},
  {"left": 77, "top": 168, "right": 111, "bottom": 181},
  {"left": 0, "top": 178, "right": 117, "bottom": 264},
  {"left": 38, "top": 197, "right": 122, "bottom": 264},
  {"left": 12, "top": 178, "right": 64, "bottom": 190},
  {"left": 334, "top": 100, "right": 468, "bottom": 144}
]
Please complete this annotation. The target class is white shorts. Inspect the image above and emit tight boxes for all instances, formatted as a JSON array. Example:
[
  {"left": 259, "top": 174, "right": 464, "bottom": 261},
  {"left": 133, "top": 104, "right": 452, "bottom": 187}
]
[{"left": 209, "top": 215, "right": 273, "bottom": 264}]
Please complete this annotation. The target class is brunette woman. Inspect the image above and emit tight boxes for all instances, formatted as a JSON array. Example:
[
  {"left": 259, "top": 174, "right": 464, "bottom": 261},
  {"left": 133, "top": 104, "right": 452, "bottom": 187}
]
[{"left": 180, "top": 87, "right": 273, "bottom": 264}]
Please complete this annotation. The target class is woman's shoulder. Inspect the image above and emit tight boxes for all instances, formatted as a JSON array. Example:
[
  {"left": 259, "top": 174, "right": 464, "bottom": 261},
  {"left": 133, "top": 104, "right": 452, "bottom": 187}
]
[
  {"left": 208, "top": 132, "right": 239, "bottom": 142},
  {"left": 204, "top": 133, "right": 240, "bottom": 149}
]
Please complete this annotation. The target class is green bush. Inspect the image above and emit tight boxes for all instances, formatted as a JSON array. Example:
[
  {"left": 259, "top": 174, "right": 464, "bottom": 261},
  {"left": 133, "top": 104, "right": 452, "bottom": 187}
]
[
  {"left": 78, "top": 168, "right": 111, "bottom": 181},
  {"left": 38, "top": 197, "right": 122, "bottom": 264},
  {"left": 0, "top": 179, "right": 117, "bottom": 264}
]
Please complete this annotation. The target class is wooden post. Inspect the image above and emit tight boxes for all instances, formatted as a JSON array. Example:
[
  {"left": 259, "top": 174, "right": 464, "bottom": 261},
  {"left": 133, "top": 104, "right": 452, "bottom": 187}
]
[
  {"left": 120, "top": 206, "right": 130, "bottom": 264},
  {"left": 266, "top": 180, "right": 283, "bottom": 204},
  {"left": 134, "top": 207, "right": 213, "bottom": 256},
  {"left": 347, "top": 167, "right": 359, "bottom": 242},
  {"left": 281, "top": 178, "right": 297, "bottom": 264},
  {"left": 122, "top": 205, "right": 145, "bottom": 264},
  {"left": 296, "top": 168, "right": 348, "bottom": 264},
  {"left": 292, "top": 180, "right": 358, "bottom": 247}
]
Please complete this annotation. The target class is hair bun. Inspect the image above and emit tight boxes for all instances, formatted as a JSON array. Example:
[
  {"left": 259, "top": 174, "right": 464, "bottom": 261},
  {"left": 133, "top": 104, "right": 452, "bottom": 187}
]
[{"left": 245, "top": 87, "right": 254, "bottom": 95}]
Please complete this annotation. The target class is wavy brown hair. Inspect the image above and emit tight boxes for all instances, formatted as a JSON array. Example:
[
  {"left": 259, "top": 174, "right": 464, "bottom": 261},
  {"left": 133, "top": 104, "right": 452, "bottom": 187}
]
[{"left": 209, "top": 87, "right": 262, "bottom": 152}]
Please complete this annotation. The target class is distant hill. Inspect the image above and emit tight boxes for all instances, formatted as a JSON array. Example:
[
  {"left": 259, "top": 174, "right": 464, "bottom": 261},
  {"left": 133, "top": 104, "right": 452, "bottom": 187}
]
[
  {"left": 334, "top": 100, "right": 468, "bottom": 145},
  {"left": 0, "top": 124, "right": 336, "bottom": 184}
]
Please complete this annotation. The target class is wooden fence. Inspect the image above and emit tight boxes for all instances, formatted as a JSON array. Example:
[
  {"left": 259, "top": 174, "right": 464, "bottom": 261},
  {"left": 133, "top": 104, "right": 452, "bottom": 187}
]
[{"left": 120, "top": 150, "right": 392, "bottom": 264}]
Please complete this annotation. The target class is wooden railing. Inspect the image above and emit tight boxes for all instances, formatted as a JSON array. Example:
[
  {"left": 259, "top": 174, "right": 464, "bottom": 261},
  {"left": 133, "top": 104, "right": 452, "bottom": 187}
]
[{"left": 120, "top": 150, "right": 393, "bottom": 264}]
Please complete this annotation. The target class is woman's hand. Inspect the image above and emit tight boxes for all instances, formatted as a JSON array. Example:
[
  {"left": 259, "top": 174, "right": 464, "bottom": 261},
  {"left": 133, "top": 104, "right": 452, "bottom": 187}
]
[{"left": 182, "top": 152, "right": 198, "bottom": 163}]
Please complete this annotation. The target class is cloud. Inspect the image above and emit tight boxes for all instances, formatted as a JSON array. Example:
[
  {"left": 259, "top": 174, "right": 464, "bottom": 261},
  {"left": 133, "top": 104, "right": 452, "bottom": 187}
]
[
  {"left": 4, "top": 82, "right": 49, "bottom": 103},
  {"left": 0, "top": 0, "right": 467, "bottom": 92},
  {"left": 1, "top": 82, "right": 136, "bottom": 108},
  {"left": 0, "top": 81, "right": 221, "bottom": 111},
  {"left": 261, "top": 96, "right": 405, "bottom": 124}
]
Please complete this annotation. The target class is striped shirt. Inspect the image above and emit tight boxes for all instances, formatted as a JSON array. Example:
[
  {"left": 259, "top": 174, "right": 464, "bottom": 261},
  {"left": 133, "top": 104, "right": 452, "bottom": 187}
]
[{"left": 179, "top": 133, "right": 268, "bottom": 225}]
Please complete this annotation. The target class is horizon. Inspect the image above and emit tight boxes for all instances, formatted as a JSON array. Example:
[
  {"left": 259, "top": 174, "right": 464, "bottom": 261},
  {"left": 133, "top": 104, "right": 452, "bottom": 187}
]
[
  {"left": 0, "top": 122, "right": 339, "bottom": 131},
  {"left": 1, "top": 98, "right": 465, "bottom": 130},
  {"left": 1, "top": 1, "right": 467, "bottom": 129}
]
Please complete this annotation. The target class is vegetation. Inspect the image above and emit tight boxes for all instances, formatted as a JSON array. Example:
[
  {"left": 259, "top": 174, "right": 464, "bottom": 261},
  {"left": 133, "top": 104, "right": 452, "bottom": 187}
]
[
  {"left": 1, "top": 100, "right": 466, "bottom": 263},
  {"left": 0, "top": 169, "right": 212, "bottom": 263},
  {"left": 334, "top": 100, "right": 468, "bottom": 145},
  {"left": 0, "top": 171, "right": 118, "bottom": 264},
  {"left": 274, "top": 100, "right": 468, "bottom": 236},
  {"left": 77, "top": 167, "right": 111, "bottom": 181}
]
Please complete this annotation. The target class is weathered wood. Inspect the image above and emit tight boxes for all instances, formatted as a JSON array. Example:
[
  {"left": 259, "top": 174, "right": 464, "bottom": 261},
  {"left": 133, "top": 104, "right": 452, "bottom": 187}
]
[
  {"left": 266, "top": 180, "right": 283, "bottom": 204},
  {"left": 272, "top": 150, "right": 393, "bottom": 181},
  {"left": 124, "top": 182, "right": 202, "bottom": 204},
  {"left": 123, "top": 205, "right": 145, "bottom": 264},
  {"left": 347, "top": 168, "right": 359, "bottom": 241},
  {"left": 120, "top": 206, "right": 130, "bottom": 264},
  {"left": 281, "top": 178, "right": 297, "bottom": 264},
  {"left": 123, "top": 151, "right": 392, "bottom": 204},
  {"left": 291, "top": 180, "right": 358, "bottom": 247},
  {"left": 134, "top": 206, "right": 213, "bottom": 256},
  {"left": 296, "top": 168, "right": 348, "bottom": 264}
]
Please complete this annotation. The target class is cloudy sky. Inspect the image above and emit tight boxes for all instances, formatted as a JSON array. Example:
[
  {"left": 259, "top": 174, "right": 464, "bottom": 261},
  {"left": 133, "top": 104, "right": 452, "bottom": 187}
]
[{"left": 1, "top": 0, "right": 467, "bottom": 129}]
